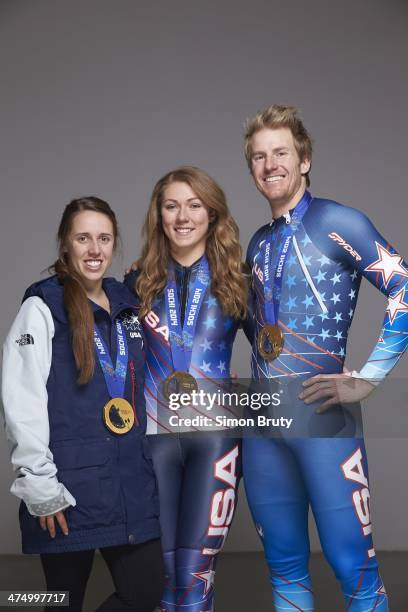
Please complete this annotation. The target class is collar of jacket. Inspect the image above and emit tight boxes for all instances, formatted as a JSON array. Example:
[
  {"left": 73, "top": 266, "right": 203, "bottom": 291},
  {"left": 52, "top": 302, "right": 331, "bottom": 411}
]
[
  {"left": 171, "top": 253, "right": 205, "bottom": 276},
  {"left": 23, "top": 276, "right": 136, "bottom": 323}
]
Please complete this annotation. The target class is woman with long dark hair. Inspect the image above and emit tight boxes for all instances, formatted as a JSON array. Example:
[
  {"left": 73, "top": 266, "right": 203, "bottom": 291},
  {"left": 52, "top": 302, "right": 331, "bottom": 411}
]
[
  {"left": 2, "top": 197, "right": 164, "bottom": 611},
  {"left": 125, "top": 166, "right": 251, "bottom": 611}
]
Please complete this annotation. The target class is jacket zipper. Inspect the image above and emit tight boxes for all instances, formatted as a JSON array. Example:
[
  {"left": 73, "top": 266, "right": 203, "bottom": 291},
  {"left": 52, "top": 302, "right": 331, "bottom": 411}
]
[
  {"left": 180, "top": 266, "right": 191, "bottom": 327},
  {"left": 129, "top": 360, "right": 140, "bottom": 425}
]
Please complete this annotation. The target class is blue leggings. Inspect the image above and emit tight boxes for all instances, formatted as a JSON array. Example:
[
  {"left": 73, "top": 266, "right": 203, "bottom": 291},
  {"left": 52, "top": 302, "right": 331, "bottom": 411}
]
[
  {"left": 149, "top": 433, "right": 241, "bottom": 611},
  {"left": 243, "top": 437, "right": 388, "bottom": 611}
]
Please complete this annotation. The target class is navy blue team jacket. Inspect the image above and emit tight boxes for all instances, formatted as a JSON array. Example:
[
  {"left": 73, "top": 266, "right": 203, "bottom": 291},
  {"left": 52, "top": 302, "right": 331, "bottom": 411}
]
[{"left": 20, "top": 276, "right": 160, "bottom": 553}]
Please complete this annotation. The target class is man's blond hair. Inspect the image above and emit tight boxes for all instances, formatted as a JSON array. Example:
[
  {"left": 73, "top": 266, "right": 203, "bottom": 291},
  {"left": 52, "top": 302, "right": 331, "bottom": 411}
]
[{"left": 244, "top": 105, "right": 313, "bottom": 186}]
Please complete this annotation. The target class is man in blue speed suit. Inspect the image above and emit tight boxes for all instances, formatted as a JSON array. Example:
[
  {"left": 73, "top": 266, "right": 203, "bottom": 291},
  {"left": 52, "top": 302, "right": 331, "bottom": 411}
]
[{"left": 243, "top": 105, "right": 408, "bottom": 610}]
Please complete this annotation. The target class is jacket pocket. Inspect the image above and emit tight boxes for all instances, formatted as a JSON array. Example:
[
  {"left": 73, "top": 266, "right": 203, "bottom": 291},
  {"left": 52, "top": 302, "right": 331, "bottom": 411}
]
[{"left": 52, "top": 440, "right": 123, "bottom": 531}]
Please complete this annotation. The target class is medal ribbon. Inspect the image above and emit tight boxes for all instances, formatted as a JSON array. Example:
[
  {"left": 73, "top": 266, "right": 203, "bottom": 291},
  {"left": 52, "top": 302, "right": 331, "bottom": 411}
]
[
  {"left": 165, "top": 256, "right": 210, "bottom": 372},
  {"left": 94, "top": 319, "right": 129, "bottom": 398},
  {"left": 262, "top": 191, "right": 313, "bottom": 325}
]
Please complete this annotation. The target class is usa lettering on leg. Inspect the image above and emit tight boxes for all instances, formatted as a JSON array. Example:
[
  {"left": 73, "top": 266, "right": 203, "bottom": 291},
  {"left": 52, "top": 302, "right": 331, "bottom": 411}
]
[
  {"left": 202, "top": 445, "right": 239, "bottom": 556},
  {"left": 341, "top": 447, "right": 375, "bottom": 558}
]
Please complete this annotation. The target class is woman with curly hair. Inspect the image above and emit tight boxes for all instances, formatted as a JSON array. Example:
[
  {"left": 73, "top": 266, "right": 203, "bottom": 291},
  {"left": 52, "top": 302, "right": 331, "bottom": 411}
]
[{"left": 125, "top": 166, "right": 251, "bottom": 612}]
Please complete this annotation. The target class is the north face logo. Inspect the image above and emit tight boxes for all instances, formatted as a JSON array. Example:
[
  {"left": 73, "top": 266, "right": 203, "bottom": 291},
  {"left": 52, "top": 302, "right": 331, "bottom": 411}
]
[{"left": 16, "top": 334, "right": 34, "bottom": 346}]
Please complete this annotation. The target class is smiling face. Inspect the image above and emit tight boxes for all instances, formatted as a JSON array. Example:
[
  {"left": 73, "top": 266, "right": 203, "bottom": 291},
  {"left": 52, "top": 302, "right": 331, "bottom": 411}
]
[
  {"left": 161, "top": 181, "right": 210, "bottom": 265},
  {"left": 65, "top": 210, "right": 115, "bottom": 292},
  {"left": 250, "top": 127, "right": 311, "bottom": 216}
]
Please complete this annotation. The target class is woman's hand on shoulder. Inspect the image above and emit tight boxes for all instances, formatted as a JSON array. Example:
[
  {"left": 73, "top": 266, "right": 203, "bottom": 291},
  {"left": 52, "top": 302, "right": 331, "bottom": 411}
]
[
  {"left": 124, "top": 261, "right": 139, "bottom": 275},
  {"left": 39, "top": 510, "right": 69, "bottom": 538}
]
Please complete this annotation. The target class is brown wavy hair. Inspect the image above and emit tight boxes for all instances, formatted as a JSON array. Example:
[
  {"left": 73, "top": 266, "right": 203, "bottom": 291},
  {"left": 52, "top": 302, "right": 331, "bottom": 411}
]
[
  {"left": 134, "top": 166, "right": 247, "bottom": 319},
  {"left": 49, "top": 197, "right": 119, "bottom": 384}
]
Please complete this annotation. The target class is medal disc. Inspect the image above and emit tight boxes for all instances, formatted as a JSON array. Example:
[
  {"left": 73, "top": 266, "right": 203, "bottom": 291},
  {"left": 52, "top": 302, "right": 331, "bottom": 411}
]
[
  {"left": 103, "top": 398, "right": 135, "bottom": 434},
  {"left": 163, "top": 371, "right": 198, "bottom": 400},
  {"left": 257, "top": 324, "right": 284, "bottom": 361}
]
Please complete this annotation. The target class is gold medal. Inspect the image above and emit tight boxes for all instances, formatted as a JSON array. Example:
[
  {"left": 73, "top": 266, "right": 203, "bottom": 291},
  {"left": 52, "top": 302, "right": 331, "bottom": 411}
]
[
  {"left": 257, "top": 324, "right": 284, "bottom": 361},
  {"left": 103, "top": 398, "right": 135, "bottom": 434},
  {"left": 163, "top": 371, "right": 198, "bottom": 400}
]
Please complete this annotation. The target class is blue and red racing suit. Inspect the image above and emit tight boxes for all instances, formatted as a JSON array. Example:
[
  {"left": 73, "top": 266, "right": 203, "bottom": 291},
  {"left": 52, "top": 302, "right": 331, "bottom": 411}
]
[
  {"left": 126, "top": 259, "right": 250, "bottom": 611},
  {"left": 244, "top": 190, "right": 408, "bottom": 610}
]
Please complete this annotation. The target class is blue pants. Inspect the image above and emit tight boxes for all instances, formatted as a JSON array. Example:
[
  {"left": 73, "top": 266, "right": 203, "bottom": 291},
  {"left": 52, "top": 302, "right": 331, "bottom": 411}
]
[
  {"left": 149, "top": 433, "right": 241, "bottom": 611},
  {"left": 243, "top": 437, "right": 388, "bottom": 610}
]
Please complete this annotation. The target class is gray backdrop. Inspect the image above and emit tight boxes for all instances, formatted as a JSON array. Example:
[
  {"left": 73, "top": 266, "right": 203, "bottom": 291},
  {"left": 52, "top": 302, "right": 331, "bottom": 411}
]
[{"left": 0, "top": 0, "right": 407, "bottom": 555}]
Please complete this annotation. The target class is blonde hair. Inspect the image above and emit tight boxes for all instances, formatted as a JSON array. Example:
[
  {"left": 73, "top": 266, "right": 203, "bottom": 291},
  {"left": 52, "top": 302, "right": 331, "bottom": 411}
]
[
  {"left": 244, "top": 104, "right": 313, "bottom": 186},
  {"left": 134, "top": 166, "right": 247, "bottom": 319}
]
